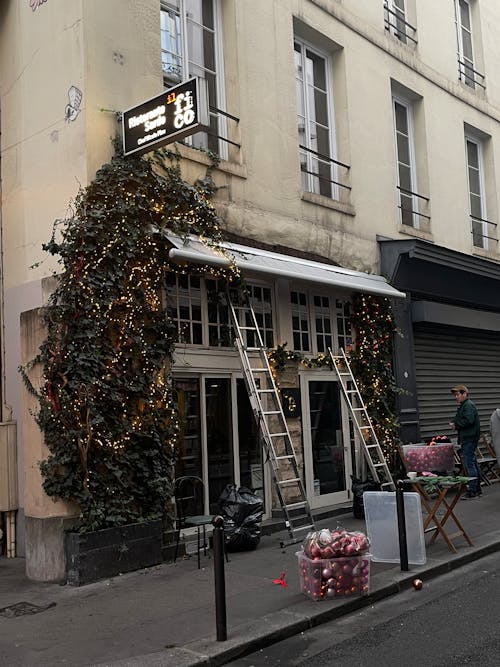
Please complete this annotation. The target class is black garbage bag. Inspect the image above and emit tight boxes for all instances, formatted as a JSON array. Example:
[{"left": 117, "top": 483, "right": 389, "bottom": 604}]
[
  {"left": 351, "top": 475, "right": 381, "bottom": 520},
  {"left": 218, "top": 484, "right": 264, "bottom": 551}
]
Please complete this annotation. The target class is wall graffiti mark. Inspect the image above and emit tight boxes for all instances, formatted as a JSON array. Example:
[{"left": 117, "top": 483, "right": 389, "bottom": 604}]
[
  {"left": 29, "top": 0, "right": 48, "bottom": 12},
  {"left": 65, "top": 86, "right": 82, "bottom": 122}
]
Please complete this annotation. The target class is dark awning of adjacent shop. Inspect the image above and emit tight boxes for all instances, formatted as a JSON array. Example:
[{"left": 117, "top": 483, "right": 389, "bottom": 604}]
[
  {"left": 167, "top": 234, "right": 406, "bottom": 299},
  {"left": 378, "top": 237, "right": 500, "bottom": 311}
]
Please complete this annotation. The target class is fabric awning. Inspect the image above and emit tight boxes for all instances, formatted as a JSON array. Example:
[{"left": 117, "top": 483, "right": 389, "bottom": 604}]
[{"left": 167, "top": 234, "right": 406, "bottom": 299}]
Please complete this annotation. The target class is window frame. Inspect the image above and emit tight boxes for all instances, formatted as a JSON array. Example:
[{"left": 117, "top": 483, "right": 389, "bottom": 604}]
[
  {"left": 392, "top": 94, "right": 419, "bottom": 229},
  {"left": 294, "top": 36, "right": 338, "bottom": 200},
  {"left": 465, "top": 135, "right": 488, "bottom": 249},
  {"left": 166, "top": 275, "right": 275, "bottom": 349},
  {"left": 454, "top": 0, "right": 476, "bottom": 89},
  {"left": 290, "top": 288, "right": 353, "bottom": 355}
]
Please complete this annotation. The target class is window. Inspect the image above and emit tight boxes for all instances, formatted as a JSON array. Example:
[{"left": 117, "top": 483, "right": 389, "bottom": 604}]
[
  {"left": 291, "top": 290, "right": 311, "bottom": 352},
  {"left": 454, "top": 0, "right": 484, "bottom": 89},
  {"left": 166, "top": 273, "right": 203, "bottom": 344},
  {"left": 160, "top": 0, "right": 226, "bottom": 154},
  {"left": 291, "top": 290, "right": 353, "bottom": 354},
  {"left": 167, "top": 275, "right": 275, "bottom": 348},
  {"left": 393, "top": 97, "right": 418, "bottom": 228},
  {"left": 384, "top": 1, "right": 417, "bottom": 44},
  {"left": 336, "top": 299, "right": 353, "bottom": 352},
  {"left": 314, "top": 295, "right": 333, "bottom": 353},
  {"left": 465, "top": 136, "right": 488, "bottom": 248},
  {"left": 246, "top": 285, "right": 274, "bottom": 349},
  {"left": 295, "top": 38, "right": 337, "bottom": 199}
]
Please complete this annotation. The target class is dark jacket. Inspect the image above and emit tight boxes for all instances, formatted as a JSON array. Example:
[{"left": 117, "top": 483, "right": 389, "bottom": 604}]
[{"left": 454, "top": 398, "right": 480, "bottom": 443}]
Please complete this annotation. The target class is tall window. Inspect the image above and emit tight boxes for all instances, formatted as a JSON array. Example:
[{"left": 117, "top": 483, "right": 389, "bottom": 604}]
[
  {"left": 291, "top": 290, "right": 311, "bottom": 352},
  {"left": 454, "top": 0, "right": 483, "bottom": 89},
  {"left": 393, "top": 97, "right": 418, "bottom": 228},
  {"left": 295, "top": 38, "right": 336, "bottom": 199},
  {"left": 160, "top": 0, "right": 225, "bottom": 154},
  {"left": 465, "top": 137, "right": 487, "bottom": 248}
]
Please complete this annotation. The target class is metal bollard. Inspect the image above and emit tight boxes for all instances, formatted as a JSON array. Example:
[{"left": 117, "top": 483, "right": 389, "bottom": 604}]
[
  {"left": 212, "top": 515, "right": 227, "bottom": 641},
  {"left": 395, "top": 480, "right": 409, "bottom": 571}
]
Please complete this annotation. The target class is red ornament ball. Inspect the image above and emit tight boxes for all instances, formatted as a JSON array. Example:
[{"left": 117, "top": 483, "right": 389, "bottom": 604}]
[{"left": 413, "top": 578, "right": 423, "bottom": 590}]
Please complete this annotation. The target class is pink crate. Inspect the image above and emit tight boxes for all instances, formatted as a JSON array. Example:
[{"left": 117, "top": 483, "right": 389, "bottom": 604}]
[
  {"left": 403, "top": 443, "right": 454, "bottom": 473},
  {"left": 297, "top": 551, "right": 370, "bottom": 601}
]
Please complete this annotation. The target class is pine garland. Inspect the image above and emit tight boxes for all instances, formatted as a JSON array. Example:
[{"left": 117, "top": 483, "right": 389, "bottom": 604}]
[{"left": 348, "top": 293, "right": 401, "bottom": 465}]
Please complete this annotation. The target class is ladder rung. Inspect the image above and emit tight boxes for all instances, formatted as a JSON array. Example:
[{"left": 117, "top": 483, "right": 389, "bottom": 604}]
[
  {"left": 257, "top": 389, "right": 274, "bottom": 393},
  {"left": 289, "top": 524, "right": 315, "bottom": 534},
  {"left": 249, "top": 368, "right": 267, "bottom": 372},
  {"left": 263, "top": 410, "right": 281, "bottom": 415},
  {"left": 270, "top": 432, "right": 287, "bottom": 437},
  {"left": 276, "top": 454, "right": 294, "bottom": 460},
  {"left": 278, "top": 478, "right": 301, "bottom": 485},
  {"left": 284, "top": 501, "right": 308, "bottom": 510}
]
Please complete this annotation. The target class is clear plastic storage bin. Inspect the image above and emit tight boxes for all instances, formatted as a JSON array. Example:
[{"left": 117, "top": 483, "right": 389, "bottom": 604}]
[{"left": 297, "top": 551, "right": 370, "bottom": 600}]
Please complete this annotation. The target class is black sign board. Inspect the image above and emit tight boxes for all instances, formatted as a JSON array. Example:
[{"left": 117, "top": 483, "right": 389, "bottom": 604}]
[{"left": 122, "top": 78, "right": 208, "bottom": 156}]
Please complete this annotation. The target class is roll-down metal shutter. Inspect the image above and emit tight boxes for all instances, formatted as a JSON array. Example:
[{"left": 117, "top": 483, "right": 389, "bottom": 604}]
[{"left": 413, "top": 323, "right": 500, "bottom": 440}]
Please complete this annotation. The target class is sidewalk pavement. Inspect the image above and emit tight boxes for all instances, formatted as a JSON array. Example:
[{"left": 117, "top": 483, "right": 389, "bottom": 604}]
[{"left": 1, "top": 483, "right": 500, "bottom": 667}]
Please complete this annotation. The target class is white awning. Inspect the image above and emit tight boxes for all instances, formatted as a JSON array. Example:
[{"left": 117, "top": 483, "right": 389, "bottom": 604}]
[{"left": 167, "top": 234, "right": 406, "bottom": 299}]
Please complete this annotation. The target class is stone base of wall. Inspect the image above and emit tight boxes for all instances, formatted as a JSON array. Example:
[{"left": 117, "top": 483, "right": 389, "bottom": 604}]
[
  {"left": 65, "top": 519, "right": 163, "bottom": 586},
  {"left": 25, "top": 515, "right": 78, "bottom": 582}
]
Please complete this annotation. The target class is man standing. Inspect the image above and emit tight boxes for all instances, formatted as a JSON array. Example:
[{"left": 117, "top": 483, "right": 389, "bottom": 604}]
[{"left": 449, "top": 384, "right": 482, "bottom": 499}]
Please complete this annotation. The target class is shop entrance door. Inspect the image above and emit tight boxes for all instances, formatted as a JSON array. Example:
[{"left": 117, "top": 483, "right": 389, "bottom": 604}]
[
  {"left": 174, "top": 375, "right": 265, "bottom": 515},
  {"left": 302, "top": 377, "right": 350, "bottom": 508}
]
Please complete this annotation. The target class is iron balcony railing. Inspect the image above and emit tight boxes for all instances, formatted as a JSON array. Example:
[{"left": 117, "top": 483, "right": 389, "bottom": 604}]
[
  {"left": 471, "top": 215, "right": 498, "bottom": 248},
  {"left": 397, "top": 186, "right": 431, "bottom": 223},
  {"left": 384, "top": 3, "right": 418, "bottom": 45},
  {"left": 299, "top": 144, "right": 351, "bottom": 196},
  {"left": 458, "top": 60, "right": 486, "bottom": 90}
]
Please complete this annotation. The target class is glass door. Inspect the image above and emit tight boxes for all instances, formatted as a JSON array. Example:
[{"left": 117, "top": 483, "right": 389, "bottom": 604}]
[
  {"left": 302, "top": 377, "right": 350, "bottom": 508},
  {"left": 205, "top": 378, "right": 234, "bottom": 513}
]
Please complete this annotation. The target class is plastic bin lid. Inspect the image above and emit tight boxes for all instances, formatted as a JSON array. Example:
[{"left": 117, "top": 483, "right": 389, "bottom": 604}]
[{"left": 363, "top": 491, "right": 426, "bottom": 565}]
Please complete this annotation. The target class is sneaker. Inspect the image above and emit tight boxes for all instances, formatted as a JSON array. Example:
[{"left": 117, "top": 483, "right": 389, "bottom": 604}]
[{"left": 461, "top": 491, "right": 478, "bottom": 500}]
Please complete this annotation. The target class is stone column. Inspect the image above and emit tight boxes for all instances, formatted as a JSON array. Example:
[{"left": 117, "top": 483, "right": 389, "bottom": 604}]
[{"left": 21, "top": 308, "right": 78, "bottom": 582}]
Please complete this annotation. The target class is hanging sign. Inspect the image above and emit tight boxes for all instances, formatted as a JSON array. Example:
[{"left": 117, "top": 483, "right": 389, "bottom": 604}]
[{"left": 122, "top": 78, "right": 208, "bottom": 156}]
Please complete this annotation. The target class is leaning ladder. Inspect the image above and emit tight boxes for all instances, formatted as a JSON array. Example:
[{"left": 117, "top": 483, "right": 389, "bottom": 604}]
[
  {"left": 228, "top": 292, "right": 315, "bottom": 546},
  {"left": 328, "top": 347, "right": 395, "bottom": 492}
]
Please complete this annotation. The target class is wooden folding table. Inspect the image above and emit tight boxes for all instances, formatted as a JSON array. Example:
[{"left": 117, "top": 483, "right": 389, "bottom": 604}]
[{"left": 409, "top": 477, "right": 474, "bottom": 553}]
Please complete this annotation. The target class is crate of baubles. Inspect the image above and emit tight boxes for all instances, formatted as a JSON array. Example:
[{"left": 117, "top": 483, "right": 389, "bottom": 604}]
[
  {"left": 403, "top": 435, "right": 454, "bottom": 475},
  {"left": 297, "top": 527, "right": 370, "bottom": 601}
]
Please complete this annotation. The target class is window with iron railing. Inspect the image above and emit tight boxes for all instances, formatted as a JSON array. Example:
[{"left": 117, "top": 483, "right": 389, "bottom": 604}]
[
  {"left": 161, "top": 0, "right": 239, "bottom": 158},
  {"left": 393, "top": 97, "right": 429, "bottom": 229},
  {"left": 466, "top": 136, "right": 492, "bottom": 250},
  {"left": 455, "top": 0, "right": 485, "bottom": 90},
  {"left": 295, "top": 38, "right": 350, "bottom": 201},
  {"left": 384, "top": 1, "right": 417, "bottom": 45}
]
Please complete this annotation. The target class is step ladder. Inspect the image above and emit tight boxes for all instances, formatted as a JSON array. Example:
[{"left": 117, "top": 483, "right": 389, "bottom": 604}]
[
  {"left": 328, "top": 347, "right": 395, "bottom": 492},
  {"left": 227, "top": 291, "right": 315, "bottom": 546}
]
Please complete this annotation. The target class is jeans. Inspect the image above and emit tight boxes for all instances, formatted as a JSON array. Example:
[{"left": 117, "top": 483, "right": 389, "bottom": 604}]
[{"left": 461, "top": 440, "right": 481, "bottom": 494}]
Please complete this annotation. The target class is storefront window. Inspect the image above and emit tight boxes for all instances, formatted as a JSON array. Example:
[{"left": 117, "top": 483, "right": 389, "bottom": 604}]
[{"left": 174, "top": 378, "right": 202, "bottom": 479}]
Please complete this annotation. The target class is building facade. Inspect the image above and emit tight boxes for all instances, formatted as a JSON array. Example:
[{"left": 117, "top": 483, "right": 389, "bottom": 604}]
[{"left": 1, "top": 0, "right": 500, "bottom": 579}]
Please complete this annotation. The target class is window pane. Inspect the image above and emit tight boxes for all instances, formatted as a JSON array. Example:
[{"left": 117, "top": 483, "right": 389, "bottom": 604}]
[
  {"left": 397, "top": 133, "right": 410, "bottom": 166},
  {"left": 394, "top": 102, "right": 408, "bottom": 134}
]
